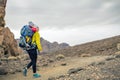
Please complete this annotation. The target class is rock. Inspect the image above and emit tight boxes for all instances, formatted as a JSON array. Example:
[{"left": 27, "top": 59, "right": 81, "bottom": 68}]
[
  {"left": 80, "top": 53, "right": 91, "bottom": 57},
  {"left": 112, "top": 78, "right": 120, "bottom": 80},
  {"left": 9, "top": 69, "right": 15, "bottom": 74},
  {"left": 0, "top": 0, "right": 7, "bottom": 7},
  {"left": 61, "top": 62, "right": 67, "bottom": 66},
  {"left": 115, "top": 51, "right": 120, "bottom": 55},
  {"left": 42, "top": 63, "right": 48, "bottom": 67},
  {"left": 1, "top": 27, "right": 19, "bottom": 57},
  {"left": 48, "top": 77, "right": 56, "bottom": 80},
  {"left": 0, "top": 0, "right": 20, "bottom": 58},
  {"left": 0, "top": 0, "right": 7, "bottom": 27},
  {"left": 89, "top": 62, "right": 96, "bottom": 66},
  {"left": 0, "top": 61, "right": 2, "bottom": 65},
  {"left": 67, "top": 67, "right": 84, "bottom": 74},
  {"left": 57, "top": 75, "right": 66, "bottom": 79},
  {"left": 56, "top": 54, "right": 65, "bottom": 60},
  {"left": 117, "top": 43, "right": 120, "bottom": 50},
  {"left": 8, "top": 56, "right": 18, "bottom": 61},
  {"left": 15, "top": 68, "right": 22, "bottom": 72},
  {"left": 0, "top": 35, "right": 3, "bottom": 45},
  {"left": 38, "top": 55, "right": 43, "bottom": 60},
  {"left": 115, "top": 54, "right": 120, "bottom": 58},
  {"left": 105, "top": 56, "right": 115, "bottom": 61},
  {"left": 1, "top": 57, "right": 8, "bottom": 61},
  {"left": 97, "top": 61, "right": 105, "bottom": 65},
  {"left": 17, "top": 56, "right": 21, "bottom": 60},
  {"left": 47, "top": 59, "right": 54, "bottom": 63},
  {"left": 0, "top": 67, "right": 8, "bottom": 75},
  {"left": 0, "top": 46, "right": 4, "bottom": 57}
]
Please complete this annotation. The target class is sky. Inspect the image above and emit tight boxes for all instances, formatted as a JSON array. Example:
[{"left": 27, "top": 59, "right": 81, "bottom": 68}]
[{"left": 5, "top": 0, "right": 120, "bottom": 46}]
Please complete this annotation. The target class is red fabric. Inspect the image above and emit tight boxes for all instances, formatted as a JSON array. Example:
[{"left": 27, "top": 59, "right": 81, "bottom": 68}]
[{"left": 32, "top": 27, "right": 37, "bottom": 32}]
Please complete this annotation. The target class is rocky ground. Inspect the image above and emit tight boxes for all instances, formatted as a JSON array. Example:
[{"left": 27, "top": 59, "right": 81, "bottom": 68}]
[
  {"left": 52, "top": 54, "right": 120, "bottom": 80},
  {"left": 0, "top": 52, "right": 120, "bottom": 80}
]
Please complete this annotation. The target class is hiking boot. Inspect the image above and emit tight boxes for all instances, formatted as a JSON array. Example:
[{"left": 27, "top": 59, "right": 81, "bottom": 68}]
[
  {"left": 23, "top": 68, "right": 27, "bottom": 76},
  {"left": 33, "top": 73, "right": 41, "bottom": 78}
]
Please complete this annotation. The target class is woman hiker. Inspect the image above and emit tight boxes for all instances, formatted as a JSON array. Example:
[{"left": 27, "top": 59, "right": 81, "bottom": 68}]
[{"left": 23, "top": 21, "right": 43, "bottom": 78}]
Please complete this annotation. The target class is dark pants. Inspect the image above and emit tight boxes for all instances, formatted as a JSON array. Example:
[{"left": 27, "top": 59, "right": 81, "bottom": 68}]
[{"left": 27, "top": 49, "right": 37, "bottom": 73}]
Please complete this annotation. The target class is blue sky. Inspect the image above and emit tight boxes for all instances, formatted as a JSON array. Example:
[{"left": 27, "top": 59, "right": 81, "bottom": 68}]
[{"left": 5, "top": 0, "right": 120, "bottom": 46}]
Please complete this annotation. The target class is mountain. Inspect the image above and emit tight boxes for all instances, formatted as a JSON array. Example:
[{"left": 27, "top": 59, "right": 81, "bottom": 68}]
[
  {"left": 51, "top": 35, "right": 120, "bottom": 57},
  {"left": 40, "top": 37, "right": 70, "bottom": 53}
]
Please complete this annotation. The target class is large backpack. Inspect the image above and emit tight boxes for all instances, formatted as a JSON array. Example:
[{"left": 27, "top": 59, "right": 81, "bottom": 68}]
[{"left": 19, "top": 25, "right": 35, "bottom": 50}]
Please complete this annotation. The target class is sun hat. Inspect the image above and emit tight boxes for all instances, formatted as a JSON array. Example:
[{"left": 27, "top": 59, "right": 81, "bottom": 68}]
[{"left": 28, "top": 21, "right": 34, "bottom": 27}]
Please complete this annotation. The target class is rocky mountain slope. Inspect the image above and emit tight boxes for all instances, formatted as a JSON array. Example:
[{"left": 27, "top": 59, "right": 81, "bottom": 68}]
[{"left": 51, "top": 35, "right": 120, "bottom": 57}]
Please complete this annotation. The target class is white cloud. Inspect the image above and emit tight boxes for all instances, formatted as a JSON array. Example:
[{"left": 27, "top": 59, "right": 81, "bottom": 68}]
[
  {"left": 5, "top": 0, "right": 120, "bottom": 46},
  {"left": 40, "top": 25, "right": 120, "bottom": 46}
]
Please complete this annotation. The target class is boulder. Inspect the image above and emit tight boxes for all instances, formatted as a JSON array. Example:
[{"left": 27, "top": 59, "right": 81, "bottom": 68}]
[
  {"left": 0, "top": 0, "right": 19, "bottom": 57},
  {"left": 0, "top": 27, "right": 19, "bottom": 57},
  {"left": 117, "top": 43, "right": 120, "bottom": 50},
  {"left": 0, "top": 0, "right": 7, "bottom": 27},
  {"left": 0, "top": 35, "right": 3, "bottom": 45},
  {"left": 0, "top": 67, "right": 8, "bottom": 75}
]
